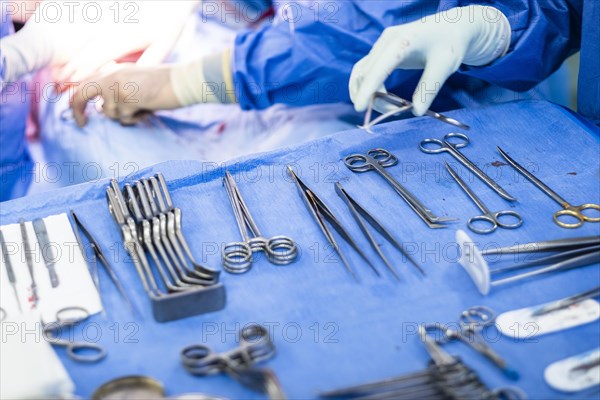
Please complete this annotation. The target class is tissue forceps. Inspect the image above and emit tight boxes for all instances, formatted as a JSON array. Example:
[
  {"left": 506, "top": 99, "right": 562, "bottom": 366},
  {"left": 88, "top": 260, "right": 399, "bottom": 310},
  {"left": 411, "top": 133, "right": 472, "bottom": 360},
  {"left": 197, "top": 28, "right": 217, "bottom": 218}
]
[
  {"left": 445, "top": 162, "right": 523, "bottom": 234},
  {"left": 44, "top": 306, "right": 106, "bottom": 363},
  {"left": 481, "top": 236, "right": 600, "bottom": 256},
  {"left": 360, "top": 92, "right": 470, "bottom": 133},
  {"left": 344, "top": 148, "right": 456, "bottom": 229},
  {"left": 335, "top": 183, "right": 425, "bottom": 279},
  {"left": 498, "top": 146, "right": 600, "bottom": 228},
  {"left": 70, "top": 211, "right": 135, "bottom": 312},
  {"left": 288, "top": 166, "right": 377, "bottom": 281},
  {"left": 181, "top": 324, "right": 286, "bottom": 399},
  {"left": 421, "top": 133, "right": 516, "bottom": 202},
  {"left": 424, "top": 306, "right": 519, "bottom": 380},
  {"left": 222, "top": 171, "right": 298, "bottom": 274}
]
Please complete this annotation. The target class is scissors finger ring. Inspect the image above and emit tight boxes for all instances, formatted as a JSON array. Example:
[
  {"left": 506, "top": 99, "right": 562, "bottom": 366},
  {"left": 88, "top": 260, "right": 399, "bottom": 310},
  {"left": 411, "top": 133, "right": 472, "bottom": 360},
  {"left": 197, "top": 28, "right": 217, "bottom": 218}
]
[
  {"left": 468, "top": 215, "right": 498, "bottom": 235},
  {"left": 68, "top": 342, "right": 106, "bottom": 363},
  {"left": 554, "top": 209, "right": 585, "bottom": 229},
  {"left": 493, "top": 211, "right": 523, "bottom": 230}
]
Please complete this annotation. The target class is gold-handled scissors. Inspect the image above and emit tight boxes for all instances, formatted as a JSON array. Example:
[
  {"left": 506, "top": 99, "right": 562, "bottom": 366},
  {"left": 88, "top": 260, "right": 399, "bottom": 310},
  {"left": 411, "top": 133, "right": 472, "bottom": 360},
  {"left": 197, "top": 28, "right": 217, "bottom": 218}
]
[{"left": 498, "top": 147, "right": 600, "bottom": 228}]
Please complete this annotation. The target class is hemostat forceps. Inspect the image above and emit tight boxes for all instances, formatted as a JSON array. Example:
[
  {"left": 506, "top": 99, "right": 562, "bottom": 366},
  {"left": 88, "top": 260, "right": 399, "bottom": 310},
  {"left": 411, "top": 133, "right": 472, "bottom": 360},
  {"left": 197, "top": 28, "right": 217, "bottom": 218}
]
[
  {"left": 181, "top": 324, "right": 286, "bottom": 400},
  {"left": 498, "top": 147, "right": 600, "bottom": 228},
  {"left": 335, "top": 182, "right": 425, "bottom": 279},
  {"left": 222, "top": 171, "right": 298, "bottom": 274},
  {"left": 424, "top": 306, "right": 519, "bottom": 380},
  {"left": 446, "top": 162, "right": 523, "bottom": 234},
  {"left": 421, "top": 133, "right": 516, "bottom": 201},
  {"left": 344, "top": 148, "right": 456, "bottom": 228},
  {"left": 288, "top": 166, "right": 377, "bottom": 281}
]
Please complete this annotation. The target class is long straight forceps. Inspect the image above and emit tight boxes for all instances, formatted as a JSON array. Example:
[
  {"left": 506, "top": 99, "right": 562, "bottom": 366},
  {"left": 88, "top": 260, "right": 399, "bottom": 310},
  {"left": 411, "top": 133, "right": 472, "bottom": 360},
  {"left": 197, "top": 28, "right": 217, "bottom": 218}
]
[
  {"left": 222, "top": 171, "right": 297, "bottom": 274},
  {"left": 421, "top": 133, "right": 516, "bottom": 202},
  {"left": 446, "top": 162, "right": 523, "bottom": 234},
  {"left": 343, "top": 149, "right": 456, "bottom": 229},
  {"left": 287, "top": 166, "right": 377, "bottom": 281},
  {"left": 335, "top": 183, "right": 425, "bottom": 278},
  {"left": 498, "top": 146, "right": 600, "bottom": 228},
  {"left": 424, "top": 306, "right": 519, "bottom": 380}
]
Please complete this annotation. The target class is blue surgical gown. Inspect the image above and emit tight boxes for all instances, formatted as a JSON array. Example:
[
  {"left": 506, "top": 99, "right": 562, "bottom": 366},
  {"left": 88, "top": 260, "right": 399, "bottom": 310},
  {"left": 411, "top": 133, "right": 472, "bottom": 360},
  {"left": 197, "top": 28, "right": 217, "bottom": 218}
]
[
  {"left": 0, "top": 9, "right": 33, "bottom": 201},
  {"left": 232, "top": 0, "right": 597, "bottom": 122}
]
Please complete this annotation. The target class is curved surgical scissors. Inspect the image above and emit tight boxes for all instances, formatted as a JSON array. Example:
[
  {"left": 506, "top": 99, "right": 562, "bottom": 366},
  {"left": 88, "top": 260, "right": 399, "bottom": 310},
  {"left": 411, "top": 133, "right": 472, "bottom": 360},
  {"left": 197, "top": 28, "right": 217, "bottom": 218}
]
[
  {"left": 424, "top": 306, "right": 519, "bottom": 380},
  {"left": 222, "top": 171, "right": 297, "bottom": 273},
  {"left": 344, "top": 148, "right": 455, "bottom": 229},
  {"left": 44, "top": 306, "right": 106, "bottom": 363},
  {"left": 421, "top": 133, "right": 516, "bottom": 202},
  {"left": 498, "top": 147, "right": 600, "bottom": 228},
  {"left": 446, "top": 162, "right": 522, "bottom": 234}
]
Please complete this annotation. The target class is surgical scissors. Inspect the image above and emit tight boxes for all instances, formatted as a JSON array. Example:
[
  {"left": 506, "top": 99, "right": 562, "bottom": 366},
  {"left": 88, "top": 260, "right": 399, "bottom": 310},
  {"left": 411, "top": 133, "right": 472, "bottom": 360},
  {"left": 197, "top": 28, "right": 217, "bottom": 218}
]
[
  {"left": 43, "top": 306, "right": 106, "bottom": 363},
  {"left": 222, "top": 171, "right": 298, "bottom": 273},
  {"left": 498, "top": 146, "right": 600, "bottom": 228},
  {"left": 424, "top": 306, "right": 519, "bottom": 380},
  {"left": 288, "top": 166, "right": 378, "bottom": 281},
  {"left": 344, "top": 148, "right": 456, "bottom": 229},
  {"left": 181, "top": 324, "right": 286, "bottom": 399},
  {"left": 360, "top": 92, "right": 470, "bottom": 133},
  {"left": 335, "top": 182, "right": 425, "bottom": 278},
  {"left": 421, "top": 133, "right": 516, "bottom": 201},
  {"left": 446, "top": 162, "right": 523, "bottom": 234}
]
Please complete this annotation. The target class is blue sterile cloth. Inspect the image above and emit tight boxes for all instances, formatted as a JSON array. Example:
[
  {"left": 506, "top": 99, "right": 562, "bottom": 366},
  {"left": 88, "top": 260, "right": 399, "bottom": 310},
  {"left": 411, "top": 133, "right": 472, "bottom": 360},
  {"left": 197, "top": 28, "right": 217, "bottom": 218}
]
[{"left": 1, "top": 100, "right": 599, "bottom": 399}]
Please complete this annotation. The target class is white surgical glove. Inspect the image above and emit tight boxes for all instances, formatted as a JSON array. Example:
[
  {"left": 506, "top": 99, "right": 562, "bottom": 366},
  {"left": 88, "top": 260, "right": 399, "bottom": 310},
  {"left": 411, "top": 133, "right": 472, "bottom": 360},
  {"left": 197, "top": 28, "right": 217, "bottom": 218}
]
[
  {"left": 349, "top": 5, "right": 511, "bottom": 116},
  {"left": 0, "top": 1, "right": 199, "bottom": 83}
]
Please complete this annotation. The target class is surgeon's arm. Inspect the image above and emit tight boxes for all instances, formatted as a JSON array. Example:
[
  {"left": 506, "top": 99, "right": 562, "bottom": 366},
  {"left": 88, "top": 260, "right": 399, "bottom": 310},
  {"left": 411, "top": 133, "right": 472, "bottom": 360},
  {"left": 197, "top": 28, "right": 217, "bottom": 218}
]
[{"left": 457, "top": 0, "right": 582, "bottom": 91}]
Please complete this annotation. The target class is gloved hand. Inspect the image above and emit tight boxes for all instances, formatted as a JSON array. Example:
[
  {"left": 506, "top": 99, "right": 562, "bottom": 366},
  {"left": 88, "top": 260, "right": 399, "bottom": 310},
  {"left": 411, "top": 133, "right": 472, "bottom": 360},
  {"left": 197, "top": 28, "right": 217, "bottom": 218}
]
[
  {"left": 71, "top": 58, "right": 223, "bottom": 127},
  {"left": 349, "top": 5, "right": 511, "bottom": 116},
  {"left": 0, "top": 1, "right": 199, "bottom": 83}
]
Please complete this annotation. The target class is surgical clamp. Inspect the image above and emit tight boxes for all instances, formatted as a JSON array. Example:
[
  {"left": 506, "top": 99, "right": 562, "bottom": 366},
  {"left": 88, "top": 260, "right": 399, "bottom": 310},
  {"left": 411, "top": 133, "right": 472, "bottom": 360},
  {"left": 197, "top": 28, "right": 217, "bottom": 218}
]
[
  {"left": 19, "top": 219, "right": 38, "bottom": 307},
  {"left": 288, "top": 166, "right": 378, "bottom": 281},
  {"left": 445, "top": 162, "right": 523, "bottom": 234},
  {"left": 421, "top": 133, "right": 516, "bottom": 201},
  {"left": 335, "top": 183, "right": 425, "bottom": 279},
  {"left": 0, "top": 230, "right": 22, "bottom": 312},
  {"left": 360, "top": 92, "right": 470, "bottom": 133},
  {"left": 181, "top": 324, "right": 286, "bottom": 400},
  {"left": 222, "top": 171, "right": 298, "bottom": 273},
  {"left": 498, "top": 146, "right": 600, "bottom": 228},
  {"left": 424, "top": 306, "right": 519, "bottom": 380},
  {"left": 344, "top": 148, "right": 456, "bottom": 228}
]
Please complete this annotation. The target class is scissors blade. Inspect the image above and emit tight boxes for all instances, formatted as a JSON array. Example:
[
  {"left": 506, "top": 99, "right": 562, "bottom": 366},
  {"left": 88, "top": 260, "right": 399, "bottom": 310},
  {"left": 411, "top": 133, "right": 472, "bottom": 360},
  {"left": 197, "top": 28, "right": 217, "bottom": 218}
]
[
  {"left": 446, "top": 146, "right": 516, "bottom": 202},
  {"left": 497, "top": 147, "right": 567, "bottom": 207},
  {"left": 445, "top": 161, "right": 491, "bottom": 215}
]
